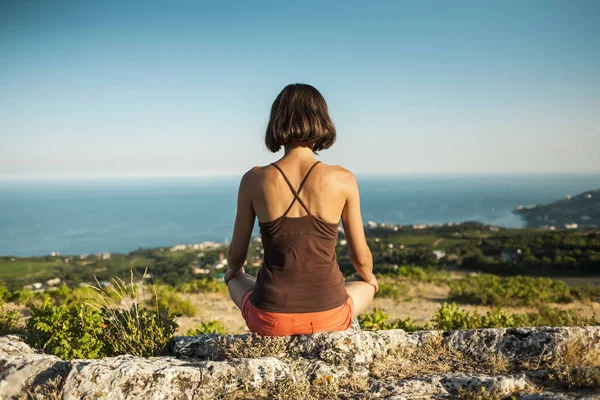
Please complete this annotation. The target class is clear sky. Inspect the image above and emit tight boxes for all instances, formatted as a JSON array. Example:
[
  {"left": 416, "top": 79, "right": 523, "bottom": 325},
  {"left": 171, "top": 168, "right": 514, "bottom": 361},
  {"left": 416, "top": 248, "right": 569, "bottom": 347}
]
[{"left": 1, "top": 0, "right": 599, "bottom": 179}]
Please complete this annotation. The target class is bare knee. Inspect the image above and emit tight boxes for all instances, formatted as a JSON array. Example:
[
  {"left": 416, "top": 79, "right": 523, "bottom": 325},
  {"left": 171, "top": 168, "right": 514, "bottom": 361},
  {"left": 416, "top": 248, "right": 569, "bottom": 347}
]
[
  {"left": 345, "top": 280, "right": 375, "bottom": 317},
  {"left": 227, "top": 273, "right": 256, "bottom": 309}
]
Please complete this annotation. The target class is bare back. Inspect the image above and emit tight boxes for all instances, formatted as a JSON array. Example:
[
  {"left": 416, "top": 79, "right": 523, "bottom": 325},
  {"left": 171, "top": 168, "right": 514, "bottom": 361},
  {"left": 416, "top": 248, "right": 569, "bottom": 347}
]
[
  {"left": 249, "top": 160, "right": 348, "bottom": 225},
  {"left": 227, "top": 157, "right": 376, "bottom": 317}
]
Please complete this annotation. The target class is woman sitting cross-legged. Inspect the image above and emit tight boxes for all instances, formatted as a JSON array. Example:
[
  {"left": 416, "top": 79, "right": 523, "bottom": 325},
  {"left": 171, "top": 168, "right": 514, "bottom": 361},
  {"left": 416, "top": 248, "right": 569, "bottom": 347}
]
[{"left": 224, "top": 83, "right": 379, "bottom": 336}]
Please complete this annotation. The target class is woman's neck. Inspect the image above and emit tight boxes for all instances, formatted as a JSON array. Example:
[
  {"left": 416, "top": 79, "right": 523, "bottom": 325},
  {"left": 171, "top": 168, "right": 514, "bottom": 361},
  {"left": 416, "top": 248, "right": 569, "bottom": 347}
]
[{"left": 282, "top": 142, "right": 316, "bottom": 161}]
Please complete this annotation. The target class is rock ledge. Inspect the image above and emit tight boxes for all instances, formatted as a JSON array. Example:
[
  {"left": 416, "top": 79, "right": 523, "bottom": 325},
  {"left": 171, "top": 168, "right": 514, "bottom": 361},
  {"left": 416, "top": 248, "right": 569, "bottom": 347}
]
[{"left": 1, "top": 327, "right": 599, "bottom": 399}]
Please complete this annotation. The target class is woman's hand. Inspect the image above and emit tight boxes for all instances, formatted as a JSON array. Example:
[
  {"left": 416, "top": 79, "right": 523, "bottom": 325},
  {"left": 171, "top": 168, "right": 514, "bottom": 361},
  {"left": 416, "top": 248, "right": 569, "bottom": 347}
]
[
  {"left": 224, "top": 267, "right": 245, "bottom": 285},
  {"left": 353, "top": 271, "right": 379, "bottom": 294},
  {"left": 364, "top": 274, "right": 379, "bottom": 294}
]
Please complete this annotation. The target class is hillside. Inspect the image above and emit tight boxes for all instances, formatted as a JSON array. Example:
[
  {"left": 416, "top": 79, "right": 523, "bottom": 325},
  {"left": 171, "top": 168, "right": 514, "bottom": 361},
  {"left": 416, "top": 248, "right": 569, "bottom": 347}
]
[{"left": 515, "top": 189, "right": 600, "bottom": 230}]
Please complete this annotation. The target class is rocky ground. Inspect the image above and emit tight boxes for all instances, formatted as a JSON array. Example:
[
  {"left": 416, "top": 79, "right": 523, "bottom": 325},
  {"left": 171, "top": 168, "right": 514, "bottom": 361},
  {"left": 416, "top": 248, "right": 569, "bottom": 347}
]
[{"left": 2, "top": 326, "right": 599, "bottom": 399}]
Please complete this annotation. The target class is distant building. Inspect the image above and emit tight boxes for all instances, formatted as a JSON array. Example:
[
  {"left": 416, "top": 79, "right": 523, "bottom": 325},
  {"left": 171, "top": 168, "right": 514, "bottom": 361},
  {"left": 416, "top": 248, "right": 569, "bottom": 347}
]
[
  {"left": 214, "top": 262, "right": 226, "bottom": 270},
  {"left": 96, "top": 251, "right": 111, "bottom": 260},
  {"left": 429, "top": 250, "right": 446, "bottom": 260},
  {"left": 501, "top": 248, "right": 522, "bottom": 264},
  {"left": 412, "top": 224, "right": 427, "bottom": 230},
  {"left": 565, "top": 223, "right": 579, "bottom": 229},
  {"left": 46, "top": 278, "right": 61, "bottom": 286},
  {"left": 446, "top": 254, "right": 460, "bottom": 262}
]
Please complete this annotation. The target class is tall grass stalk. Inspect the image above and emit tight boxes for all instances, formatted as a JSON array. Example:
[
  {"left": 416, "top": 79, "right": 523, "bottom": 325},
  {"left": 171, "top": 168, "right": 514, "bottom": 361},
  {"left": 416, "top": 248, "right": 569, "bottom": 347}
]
[{"left": 86, "top": 268, "right": 178, "bottom": 357}]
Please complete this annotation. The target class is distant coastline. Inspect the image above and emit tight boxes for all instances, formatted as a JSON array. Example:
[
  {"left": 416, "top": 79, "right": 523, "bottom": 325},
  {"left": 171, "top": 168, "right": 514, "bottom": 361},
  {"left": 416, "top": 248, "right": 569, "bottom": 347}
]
[
  {"left": 1, "top": 175, "right": 599, "bottom": 257},
  {"left": 514, "top": 189, "right": 599, "bottom": 230}
]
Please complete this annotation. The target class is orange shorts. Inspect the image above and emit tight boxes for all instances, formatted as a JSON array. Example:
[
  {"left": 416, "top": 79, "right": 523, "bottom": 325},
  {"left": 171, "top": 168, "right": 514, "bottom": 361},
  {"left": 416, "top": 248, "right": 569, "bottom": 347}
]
[{"left": 241, "top": 289, "right": 355, "bottom": 336}]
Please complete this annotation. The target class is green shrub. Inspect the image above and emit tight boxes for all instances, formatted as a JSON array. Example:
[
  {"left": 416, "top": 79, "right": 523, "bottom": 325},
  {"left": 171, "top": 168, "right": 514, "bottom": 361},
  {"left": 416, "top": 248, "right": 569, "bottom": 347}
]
[
  {"left": 102, "top": 305, "right": 179, "bottom": 357},
  {"left": 569, "top": 284, "right": 600, "bottom": 302},
  {"left": 149, "top": 286, "right": 198, "bottom": 317},
  {"left": 393, "top": 316, "right": 424, "bottom": 332},
  {"left": 65, "top": 286, "right": 99, "bottom": 305},
  {"left": 430, "top": 302, "right": 481, "bottom": 330},
  {"left": 0, "top": 304, "right": 21, "bottom": 335},
  {"left": 358, "top": 307, "right": 426, "bottom": 332},
  {"left": 26, "top": 300, "right": 106, "bottom": 360},
  {"left": 186, "top": 320, "right": 227, "bottom": 335},
  {"left": 395, "top": 265, "right": 450, "bottom": 284},
  {"left": 24, "top": 270, "right": 182, "bottom": 360},
  {"left": 513, "top": 306, "right": 597, "bottom": 327},
  {"left": 93, "top": 271, "right": 181, "bottom": 357},
  {"left": 10, "top": 288, "right": 34, "bottom": 305},
  {"left": 396, "top": 265, "right": 428, "bottom": 281},
  {"left": 0, "top": 281, "right": 10, "bottom": 302},
  {"left": 375, "top": 283, "right": 401, "bottom": 299},
  {"left": 358, "top": 302, "right": 597, "bottom": 333},
  {"left": 430, "top": 303, "right": 517, "bottom": 330},
  {"left": 449, "top": 275, "right": 574, "bottom": 307},
  {"left": 45, "top": 284, "right": 72, "bottom": 304},
  {"left": 178, "top": 278, "right": 227, "bottom": 294}
]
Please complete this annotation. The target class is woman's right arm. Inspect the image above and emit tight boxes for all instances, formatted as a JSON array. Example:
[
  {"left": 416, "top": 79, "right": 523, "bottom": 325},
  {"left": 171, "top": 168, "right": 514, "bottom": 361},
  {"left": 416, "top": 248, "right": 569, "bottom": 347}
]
[{"left": 340, "top": 169, "right": 378, "bottom": 292}]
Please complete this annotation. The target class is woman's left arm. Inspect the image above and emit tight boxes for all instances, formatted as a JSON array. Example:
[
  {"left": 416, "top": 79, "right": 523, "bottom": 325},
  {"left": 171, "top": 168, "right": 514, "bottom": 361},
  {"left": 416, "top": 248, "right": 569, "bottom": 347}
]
[{"left": 226, "top": 170, "right": 256, "bottom": 279}]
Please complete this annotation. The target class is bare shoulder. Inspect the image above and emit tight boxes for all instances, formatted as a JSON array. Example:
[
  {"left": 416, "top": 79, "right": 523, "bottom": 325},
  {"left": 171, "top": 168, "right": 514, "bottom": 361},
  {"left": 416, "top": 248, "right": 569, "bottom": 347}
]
[
  {"left": 238, "top": 166, "right": 264, "bottom": 190},
  {"left": 319, "top": 163, "right": 358, "bottom": 193}
]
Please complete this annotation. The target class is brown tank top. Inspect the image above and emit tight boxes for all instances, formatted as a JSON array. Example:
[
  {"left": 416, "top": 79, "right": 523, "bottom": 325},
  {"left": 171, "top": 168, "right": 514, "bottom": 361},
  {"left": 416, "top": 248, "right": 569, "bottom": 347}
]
[{"left": 250, "top": 161, "right": 350, "bottom": 313}]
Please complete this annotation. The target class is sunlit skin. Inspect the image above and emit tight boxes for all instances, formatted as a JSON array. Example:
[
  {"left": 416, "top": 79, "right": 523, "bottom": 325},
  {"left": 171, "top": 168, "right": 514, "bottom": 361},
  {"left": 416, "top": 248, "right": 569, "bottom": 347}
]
[{"left": 224, "top": 140, "right": 378, "bottom": 318}]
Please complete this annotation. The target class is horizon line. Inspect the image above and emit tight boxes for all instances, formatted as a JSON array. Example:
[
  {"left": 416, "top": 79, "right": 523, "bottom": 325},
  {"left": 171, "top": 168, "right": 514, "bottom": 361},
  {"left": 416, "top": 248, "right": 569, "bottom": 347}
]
[{"left": 1, "top": 170, "right": 600, "bottom": 182}]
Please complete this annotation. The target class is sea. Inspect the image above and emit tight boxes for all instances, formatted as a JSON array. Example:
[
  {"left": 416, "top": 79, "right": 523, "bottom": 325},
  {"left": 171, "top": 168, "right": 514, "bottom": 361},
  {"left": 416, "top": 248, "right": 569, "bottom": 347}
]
[{"left": 1, "top": 174, "right": 599, "bottom": 257}]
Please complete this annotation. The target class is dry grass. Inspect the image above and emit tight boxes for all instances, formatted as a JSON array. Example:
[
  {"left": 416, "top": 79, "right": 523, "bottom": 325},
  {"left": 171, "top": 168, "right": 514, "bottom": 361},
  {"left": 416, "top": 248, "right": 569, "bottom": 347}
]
[
  {"left": 542, "top": 334, "right": 600, "bottom": 389},
  {"left": 557, "top": 334, "right": 600, "bottom": 368},
  {"left": 457, "top": 386, "right": 518, "bottom": 400},
  {"left": 19, "top": 376, "right": 64, "bottom": 400},
  {"left": 216, "top": 333, "right": 288, "bottom": 360},
  {"left": 211, "top": 362, "right": 372, "bottom": 400},
  {"left": 370, "top": 333, "right": 509, "bottom": 380}
]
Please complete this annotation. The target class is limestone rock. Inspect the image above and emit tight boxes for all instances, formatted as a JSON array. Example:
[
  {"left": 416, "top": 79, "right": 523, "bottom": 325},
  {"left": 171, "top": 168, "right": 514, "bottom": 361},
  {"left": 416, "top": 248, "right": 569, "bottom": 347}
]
[
  {"left": 2, "top": 326, "right": 599, "bottom": 399},
  {"left": 0, "top": 335, "right": 69, "bottom": 399},
  {"left": 370, "top": 373, "right": 531, "bottom": 399},
  {"left": 62, "top": 356, "right": 288, "bottom": 400}
]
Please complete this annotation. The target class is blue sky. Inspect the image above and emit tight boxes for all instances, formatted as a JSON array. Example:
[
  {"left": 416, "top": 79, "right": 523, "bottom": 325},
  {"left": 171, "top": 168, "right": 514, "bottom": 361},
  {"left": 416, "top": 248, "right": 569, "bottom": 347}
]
[{"left": 1, "top": 0, "right": 599, "bottom": 178}]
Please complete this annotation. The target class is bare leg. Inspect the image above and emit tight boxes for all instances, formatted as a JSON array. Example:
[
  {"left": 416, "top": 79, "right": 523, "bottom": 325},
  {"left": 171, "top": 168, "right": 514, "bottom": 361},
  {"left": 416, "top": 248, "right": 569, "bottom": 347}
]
[
  {"left": 227, "top": 272, "right": 256, "bottom": 309},
  {"left": 344, "top": 275, "right": 376, "bottom": 318}
]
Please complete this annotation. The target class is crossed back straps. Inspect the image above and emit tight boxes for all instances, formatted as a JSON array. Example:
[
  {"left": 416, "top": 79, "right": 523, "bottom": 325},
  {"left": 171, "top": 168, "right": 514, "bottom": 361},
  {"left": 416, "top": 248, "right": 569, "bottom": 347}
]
[{"left": 270, "top": 160, "right": 321, "bottom": 217}]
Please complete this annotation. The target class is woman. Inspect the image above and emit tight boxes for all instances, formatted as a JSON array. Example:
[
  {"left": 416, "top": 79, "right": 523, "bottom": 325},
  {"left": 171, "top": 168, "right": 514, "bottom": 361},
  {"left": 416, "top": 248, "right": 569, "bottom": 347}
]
[{"left": 224, "top": 83, "right": 378, "bottom": 336}]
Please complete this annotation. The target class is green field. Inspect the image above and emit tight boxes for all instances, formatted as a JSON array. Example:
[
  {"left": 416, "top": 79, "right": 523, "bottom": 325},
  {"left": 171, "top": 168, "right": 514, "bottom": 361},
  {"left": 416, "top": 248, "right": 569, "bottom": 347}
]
[{"left": 0, "top": 260, "right": 65, "bottom": 280}]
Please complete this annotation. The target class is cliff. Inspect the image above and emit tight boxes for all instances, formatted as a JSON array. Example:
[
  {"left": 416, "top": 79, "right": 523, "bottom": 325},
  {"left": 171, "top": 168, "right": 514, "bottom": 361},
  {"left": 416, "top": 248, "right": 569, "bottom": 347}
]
[{"left": 1, "top": 327, "right": 599, "bottom": 399}]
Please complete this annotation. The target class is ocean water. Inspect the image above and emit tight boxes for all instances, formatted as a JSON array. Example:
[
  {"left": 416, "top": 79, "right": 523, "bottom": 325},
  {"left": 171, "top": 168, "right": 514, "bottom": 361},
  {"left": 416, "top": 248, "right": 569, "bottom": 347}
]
[{"left": 0, "top": 174, "right": 598, "bottom": 257}]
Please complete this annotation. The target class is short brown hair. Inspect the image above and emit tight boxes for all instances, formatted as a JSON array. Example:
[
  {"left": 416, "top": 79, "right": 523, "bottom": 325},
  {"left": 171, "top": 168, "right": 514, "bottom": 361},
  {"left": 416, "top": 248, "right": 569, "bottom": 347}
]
[{"left": 265, "top": 84, "right": 336, "bottom": 153}]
